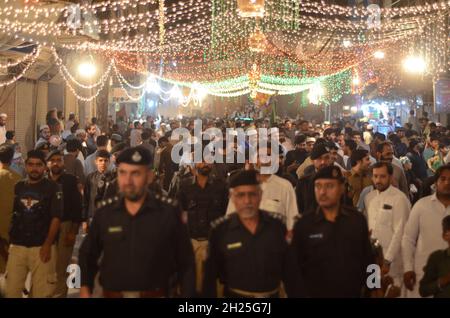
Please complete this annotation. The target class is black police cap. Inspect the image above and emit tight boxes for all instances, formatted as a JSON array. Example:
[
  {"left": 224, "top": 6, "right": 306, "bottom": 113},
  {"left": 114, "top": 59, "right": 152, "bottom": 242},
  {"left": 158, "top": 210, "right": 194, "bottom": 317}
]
[
  {"left": 313, "top": 165, "right": 345, "bottom": 183},
  {"left": 229, "top": 170, "right": 259, "bottom": 188},
  {"left": 310, "top": 144, "right": 330, "bottom": 160},
  {"left": 116, "top": 146, "right": 153, "bottom": 167}
]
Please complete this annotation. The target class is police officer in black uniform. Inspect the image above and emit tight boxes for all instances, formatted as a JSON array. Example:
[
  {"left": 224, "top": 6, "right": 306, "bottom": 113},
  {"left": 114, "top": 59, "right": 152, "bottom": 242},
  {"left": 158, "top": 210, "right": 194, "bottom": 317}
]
[
  {"left": 202, "top": 170, "right": 293, "bottom": 298},
  {"left": 290, "top": 165, "right": 374, "bottom": 297},
  {"left": 296, "top": 143, "right": 332, "bottom": 215},
  {"left": 5, "top": 150, "right": 63, "bottom": 298},
  {"left": 78, "top": 147, "right": 195, "bottom": 298},
  {"left": 46, "top": 150, "right": 83, "bottom": 298},
  {"left": 178, "top": 157, "right": 228, "bottom": 294}
]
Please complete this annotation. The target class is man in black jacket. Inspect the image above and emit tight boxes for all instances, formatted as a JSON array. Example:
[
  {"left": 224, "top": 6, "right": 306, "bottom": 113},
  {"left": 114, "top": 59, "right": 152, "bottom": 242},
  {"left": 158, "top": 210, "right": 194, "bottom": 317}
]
[
  {"left": 296, "top": 144, "right": 332, "bottom": 215},
  {"left": 406, "top": 139, "right": 428, "bottom": 181},
  {"left": 83, "top": 150, "right": 114, "bottom": 223}
]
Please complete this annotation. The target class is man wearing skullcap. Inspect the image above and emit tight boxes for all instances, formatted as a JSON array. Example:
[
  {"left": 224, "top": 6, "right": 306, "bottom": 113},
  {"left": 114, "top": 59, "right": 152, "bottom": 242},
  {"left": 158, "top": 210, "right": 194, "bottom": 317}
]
[
  {"left": 35, "top": 125, "right": 51, "bottom": 150},
  {"left": 0, "top": 113, "right": 7, "bottom": 144},
  {"left": 78, "top": 147, "right": 195, "bottom": 298}
]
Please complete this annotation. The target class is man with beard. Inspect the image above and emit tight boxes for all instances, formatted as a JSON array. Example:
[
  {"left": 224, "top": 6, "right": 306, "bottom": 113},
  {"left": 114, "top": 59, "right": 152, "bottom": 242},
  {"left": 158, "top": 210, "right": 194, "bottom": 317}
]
[
  {"left": 364, "top": 162, "right": 411, "bottom": 295},
  {"left": 203, "top": 170, "right": 293, "bottom": 298},
  {"left": 0, "top": 113, "right": 7, "bottom": 144},
  {"left": 347, "top": 149, "right": 372, "bottom": 206},
  {"left": 78, "top": 147, "right": 195, "bottom": 298},
  {"left": 85, "top": 124, "right": 97, "bottom": 156},
  {"left": 5, "top": 150, "right": 63, "bottom": 298},
  {"left": 178, "top": 157, "right": 228, "bottom": 295},
  {"left": 35, "top": 125, "right": 51, "bottom": 150},
  {"left": 376, "top": 142, "right": 410, "bottom": 197},
  {"left": 402, "top": 164, "right": 450, "bottom": 298},
  {"left": 284, "top": 135, "right": 308, "bottom": 177},
  {"left": 46, "top": 150, "right": 83, "bottom": 298},
  {"left": 290, "top": 165, "right": 374, "bottom": 297},
  {"left": 323, "top": 128, "right": 337, "bottom": 145}
]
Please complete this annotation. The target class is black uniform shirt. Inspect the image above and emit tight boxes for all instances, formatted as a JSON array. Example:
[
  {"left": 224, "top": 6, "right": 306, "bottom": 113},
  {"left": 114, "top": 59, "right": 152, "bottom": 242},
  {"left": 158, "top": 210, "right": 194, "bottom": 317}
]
[
  {"left": 203, "top": 211, "right": 291, "bottom": 297},
  {"left": 296, "top": 173, "right": 317, "bottom": 215},
  {"left": 83, "top": 171, "right": 114, "bottom": 219},
  {"left": 178, "top": 176, "right": 228, "bottom": 239},
  {"left": 9, "top": 178, "right": 63, "bottom": 247},
  {"left": 52, "top": 173, "right": 83, "bottom": 223},
  {"left": 78, "top": 192, "right": 195, "bottom": 296},
  {"left": 290, "top": 205, "right": 374, "bottom": 298}
]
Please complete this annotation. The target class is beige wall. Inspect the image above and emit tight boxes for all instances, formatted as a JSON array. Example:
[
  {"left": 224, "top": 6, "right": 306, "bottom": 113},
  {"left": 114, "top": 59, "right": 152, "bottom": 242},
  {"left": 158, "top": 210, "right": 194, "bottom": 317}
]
[
  {"left": 4, "top": 80, "right": 99, "bottom": 153},
  {"left": 0, "top": 83, "right": 16, "bottom": 131},
  {"left": 64, "top": 85, "right": 78, "bottom": 120},
  {"left": 15, "top": 81, "right": 35, "bottom": 153},
  {"left": 36, "top": 81, "right": 48, "bottom": 128}
]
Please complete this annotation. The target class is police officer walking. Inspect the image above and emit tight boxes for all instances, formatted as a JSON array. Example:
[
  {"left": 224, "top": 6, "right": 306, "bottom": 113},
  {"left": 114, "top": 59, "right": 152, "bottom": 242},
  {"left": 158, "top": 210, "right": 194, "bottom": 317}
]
[
  {"left": 290, "top": 165, "right": 374, "bottom": 297},
  {"left": 203, "top": 170, "right": 292, "bottom": 298},
  {"left": 178, "top": 158, "right": 228, "bottom": 294},
  {"left": 46, "top": 150, "right": 83, "bottom": 298},
  {"left": 5, "top": 150, "right": 63, "bottom": 298},
  {"left": 78, "top": 147, "right": 195, "bottom": 298}
]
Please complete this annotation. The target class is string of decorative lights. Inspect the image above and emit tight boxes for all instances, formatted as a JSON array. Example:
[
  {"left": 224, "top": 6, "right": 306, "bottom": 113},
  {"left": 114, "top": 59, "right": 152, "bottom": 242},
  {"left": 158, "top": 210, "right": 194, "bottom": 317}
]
[
  {"left": 3, "top": 0, "right": 449, "bottom": 20},
  {"left": 51, "top": 47, "right": 113, "bottom": 90},
  {"left": 0, "top": 45, "right": 41, "bottom": 87},
  {"left": 1, "top": 0, "right": 448, "bottom": 101},
  {"left": 0, "top": 46, "right": 39, "bottom": 68}
]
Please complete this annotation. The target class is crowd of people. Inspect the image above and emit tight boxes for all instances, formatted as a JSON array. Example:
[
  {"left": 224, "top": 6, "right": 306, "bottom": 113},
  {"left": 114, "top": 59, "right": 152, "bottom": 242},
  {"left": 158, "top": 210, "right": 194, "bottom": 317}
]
[{"left": 0, "top": 106, "right": 449, "bottom": 298}]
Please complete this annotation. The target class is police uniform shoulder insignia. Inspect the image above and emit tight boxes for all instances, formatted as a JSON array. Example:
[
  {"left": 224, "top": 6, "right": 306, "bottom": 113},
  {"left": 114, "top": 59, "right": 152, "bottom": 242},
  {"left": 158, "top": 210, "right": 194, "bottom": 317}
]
[
  {"left": 156, "top": 193, "right": 178, "bottom": 207},
  {"left": 265, "top": 211, "right": 287, "bottom": 225},
  {"left": 211, "top": 215, "right": 229, "bottom": 229},
  {"left": 97, "top": 196, "right": 119, "bottom": 209}
]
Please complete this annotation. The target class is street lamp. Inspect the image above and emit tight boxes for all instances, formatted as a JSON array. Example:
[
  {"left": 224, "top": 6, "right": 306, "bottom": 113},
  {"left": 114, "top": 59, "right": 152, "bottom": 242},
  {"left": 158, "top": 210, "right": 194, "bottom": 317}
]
[
  {"left": 145, "top": 76, "right": 160, "bottom": 94},
  {"left": 78, "top": 61, "right": 97, "bottom": 123},
  {"left": 78, "top": 61, "right": 97, "bottom": 78},
  {"left": 403, "top": 56, "right": 426, "bottom": 74}
]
